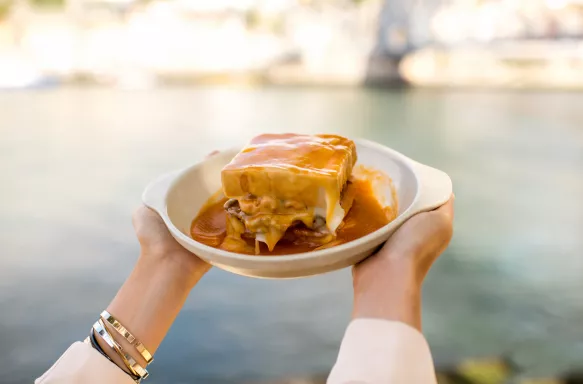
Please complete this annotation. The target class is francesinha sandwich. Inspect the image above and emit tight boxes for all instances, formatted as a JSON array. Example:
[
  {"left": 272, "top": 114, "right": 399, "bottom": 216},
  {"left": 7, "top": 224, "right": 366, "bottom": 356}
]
[{"left": 220, "top": 133, "right": 357, "bottom": 254}]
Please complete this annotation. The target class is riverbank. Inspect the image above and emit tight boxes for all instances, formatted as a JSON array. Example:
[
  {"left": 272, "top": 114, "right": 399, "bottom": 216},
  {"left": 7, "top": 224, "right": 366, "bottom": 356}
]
[{"left": 4, "top": 0, "right": 583, "bottom": 89}]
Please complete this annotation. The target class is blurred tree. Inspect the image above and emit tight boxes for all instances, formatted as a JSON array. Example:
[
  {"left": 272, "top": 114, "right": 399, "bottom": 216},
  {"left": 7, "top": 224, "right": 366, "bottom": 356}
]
[
  {"left": 0, "top": 0, "right": 13, "bottom": 20},
  {"left": 245, "top": 8, "right": 260, "bottom": 29},
  {"left": 30, "top": 0, "right": 64, "bottom": 8}
]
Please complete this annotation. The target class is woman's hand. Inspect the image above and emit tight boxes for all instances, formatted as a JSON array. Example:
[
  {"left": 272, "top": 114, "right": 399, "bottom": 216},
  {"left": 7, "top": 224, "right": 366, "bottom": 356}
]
[
  {"left": 352, "top": 196, "right": 454, "bottom": 330},
  {"left": 132, "top": 205, "right": 211, "bottom": 283}
]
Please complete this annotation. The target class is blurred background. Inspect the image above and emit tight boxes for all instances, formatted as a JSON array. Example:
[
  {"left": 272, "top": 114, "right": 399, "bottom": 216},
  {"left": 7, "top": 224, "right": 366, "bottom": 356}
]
[{"left": 1, "top": 1, "right": 583, "bottom": 383}]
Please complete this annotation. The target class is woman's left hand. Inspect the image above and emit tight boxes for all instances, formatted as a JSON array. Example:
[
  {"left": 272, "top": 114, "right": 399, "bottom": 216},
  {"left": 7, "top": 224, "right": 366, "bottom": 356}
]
[{"left": 132, "top": 205, "right": 211, "bottom": 281}]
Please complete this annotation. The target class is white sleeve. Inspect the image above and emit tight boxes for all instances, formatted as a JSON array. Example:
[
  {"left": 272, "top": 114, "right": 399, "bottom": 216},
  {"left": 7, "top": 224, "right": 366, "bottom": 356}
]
[
  {"left": 328, "top": 319, "right": 437, "bottom": 384},
  {"left": 36, "top": 342, "right": 135, "bottom": 384}
]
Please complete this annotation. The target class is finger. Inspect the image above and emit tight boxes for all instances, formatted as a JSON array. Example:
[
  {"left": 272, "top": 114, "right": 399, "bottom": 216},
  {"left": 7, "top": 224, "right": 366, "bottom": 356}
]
[
  {"left": 132, "top": 205, "right": 147, "bottom": 230},
  {"left": 436, "top": 195, "right": 455, "bottom": 220},
  {"left": 132, "top": 205, "right": 164, "bottom": 232}
]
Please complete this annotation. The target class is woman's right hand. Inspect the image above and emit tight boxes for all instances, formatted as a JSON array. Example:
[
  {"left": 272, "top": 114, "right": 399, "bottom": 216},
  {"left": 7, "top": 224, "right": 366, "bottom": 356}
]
[{"left": 351, "top": 196, "right": 454, "bottom": 330}]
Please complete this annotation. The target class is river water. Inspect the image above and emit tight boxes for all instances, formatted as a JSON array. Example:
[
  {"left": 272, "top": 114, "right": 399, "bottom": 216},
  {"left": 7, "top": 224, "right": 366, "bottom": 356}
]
[{"left": 1, "top": 87, "right": 582, "bottom": 383}]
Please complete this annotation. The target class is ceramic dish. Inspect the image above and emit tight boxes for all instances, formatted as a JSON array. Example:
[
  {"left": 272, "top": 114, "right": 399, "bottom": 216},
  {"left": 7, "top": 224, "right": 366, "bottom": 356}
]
[{"left": 142, "top": 139, "right": 452, "bottom": 279}]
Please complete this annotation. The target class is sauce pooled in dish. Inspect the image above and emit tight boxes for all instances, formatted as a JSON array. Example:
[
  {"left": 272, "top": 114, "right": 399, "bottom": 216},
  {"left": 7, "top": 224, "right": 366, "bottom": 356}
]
[{"left": 191, "top": 177, "right": 395, "bottom": 255}]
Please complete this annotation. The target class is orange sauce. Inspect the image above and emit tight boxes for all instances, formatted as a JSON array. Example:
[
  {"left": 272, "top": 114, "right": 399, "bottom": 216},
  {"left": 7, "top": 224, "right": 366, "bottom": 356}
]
[{"left": 190, "top": 178, "right": 395, "bottom": 255}]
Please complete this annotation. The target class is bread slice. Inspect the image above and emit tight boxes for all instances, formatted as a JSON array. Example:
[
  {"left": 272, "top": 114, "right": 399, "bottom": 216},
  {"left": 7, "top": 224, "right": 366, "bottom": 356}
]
[{"left": 221, "top": 133, "right": 357, "bottom": 251}]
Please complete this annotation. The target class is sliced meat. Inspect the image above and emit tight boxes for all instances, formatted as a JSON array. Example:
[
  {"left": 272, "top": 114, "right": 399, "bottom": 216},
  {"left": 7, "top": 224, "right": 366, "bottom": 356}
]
[
  {"left": 224, "top": 199, "right": 245, "bottom": 220},
  {"left": 283, "top": 222, "right": 334, "bottom": 246}
]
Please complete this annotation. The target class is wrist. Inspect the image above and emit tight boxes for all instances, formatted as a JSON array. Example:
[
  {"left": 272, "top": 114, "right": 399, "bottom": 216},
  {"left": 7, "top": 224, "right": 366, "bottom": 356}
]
[
  {"left": 106, "top": 252, "right": 208, "bottom": 360},
  {"left": 138, "top": 250, "right": 210, "bottom": 289},
  {"left": 352, "top": 254, "right": 423, "bottom": 330},
  {"left": 354, "top": 255, "right": 419, "bottom": 292}
]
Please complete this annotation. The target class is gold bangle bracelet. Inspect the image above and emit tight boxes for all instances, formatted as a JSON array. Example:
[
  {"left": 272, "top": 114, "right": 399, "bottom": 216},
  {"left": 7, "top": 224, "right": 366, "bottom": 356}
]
[
  {"left": 100, "top": 310, "right": 154, "bottom": 364},
  {"left": 93, "top": 320, "right": 149, "bottom": 380}
]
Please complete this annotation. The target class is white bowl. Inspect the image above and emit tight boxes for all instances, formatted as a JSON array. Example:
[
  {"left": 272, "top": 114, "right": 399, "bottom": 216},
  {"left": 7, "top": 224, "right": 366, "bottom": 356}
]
[{"left": 142, "top": 139, "right": 452, "bottom": 279}]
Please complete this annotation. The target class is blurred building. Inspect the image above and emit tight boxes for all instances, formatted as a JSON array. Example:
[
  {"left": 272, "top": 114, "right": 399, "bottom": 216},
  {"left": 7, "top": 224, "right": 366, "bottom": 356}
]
[
  {"left": 400, "top": 0, "right": 583, "bottom": 88},
  {"left": 2, "top": 0, "right": 583, "bottom": 88}
]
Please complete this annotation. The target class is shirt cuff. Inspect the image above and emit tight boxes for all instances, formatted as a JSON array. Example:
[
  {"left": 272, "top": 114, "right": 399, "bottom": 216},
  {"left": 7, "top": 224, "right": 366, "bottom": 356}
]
[
  {"left": 36, "top": 341, "right": 135, "bottom": 384},
  {"left": 328, "top": 319, "right": 437, "bottom": 384}
]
